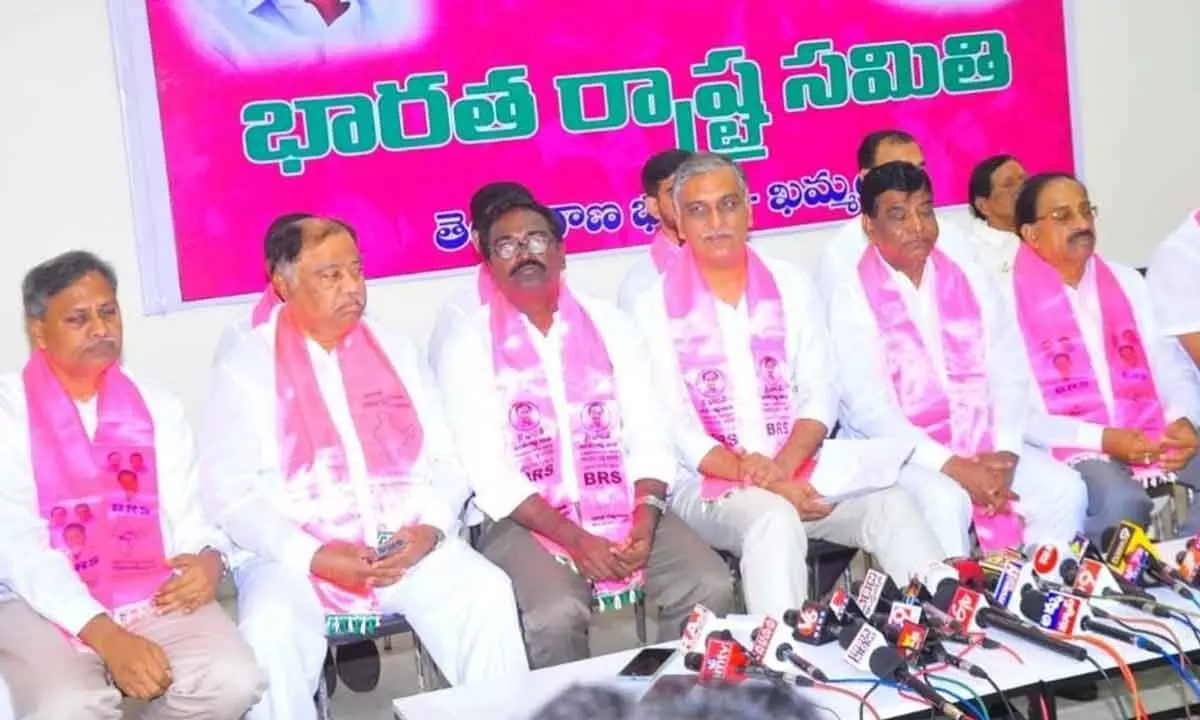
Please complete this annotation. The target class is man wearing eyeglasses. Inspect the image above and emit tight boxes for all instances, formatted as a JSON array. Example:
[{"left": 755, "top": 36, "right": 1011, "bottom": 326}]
[
  {"left": 433, "top": 194, "right": 734, "bottom": 669},
  {"left": 1004, "top": 173, "right": 1200, "bottom": 542},
  {"left": 828, "top": 162, "right": 1088, "bottom": 558}
]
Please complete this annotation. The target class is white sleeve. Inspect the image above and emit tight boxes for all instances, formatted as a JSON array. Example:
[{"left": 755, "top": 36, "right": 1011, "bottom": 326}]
[
  {"left": 976, "top": 272, "right": 1029, "bottom": 454},
  {"left": 631, "top": 292, "right": 721, "bottom": 473},
  {"left": 1147, "top": 229, "right": 1200, "bottom": 337},
  {"left": 828, "top": 277, "right": 954, "bottom": 471},
  {"left": 781, "top": 265, "right": 838, "bottom": 429},
  {"left": 151, "top": 388, "right": 234, "bottom": 558},
  {"left": 432, "top": 322, "right": 538, "bottom": 520},
  {"left": 1127, "top": 272, "right": 1200, "bottom": 424},
  {"left": 198, "top": 361, "right": 321, "bottom": 575},
  {"left": 0, "top": 393, "right": 106, "bottom": 636},
  {"left": 404, "top": 344, "right": 472, "bottom": 534},
  {"left": 603, "top": 309, "right": 678, "bottom": 486}
]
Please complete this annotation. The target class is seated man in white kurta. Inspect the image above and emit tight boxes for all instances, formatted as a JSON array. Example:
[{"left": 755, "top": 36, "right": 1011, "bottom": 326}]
[
  {"left": 965, "top": 154, "right": 1026, "bottom": 279},
  {"left": 200, "top": 218, "right": 528, "bottom": 720},
  {"left": 0, "top": 251, "right": 263, "bottom": 720},
  {"left": 1148, "top": 208, "right": 1200, "bottom": 395},
  {"left": 829, "top": 162, "right": 1088, "bottom": 558},
  {"left": 815, "top": 129, "right": 978, "bottom": 306},
  {"left": 1006, "top": 173, "right": 1200, "bottom": 542},
  {"left": 632, "top": 153, "right": 947, "bottom": 617},
  {"left": 435, "top": 196, "right": 734, "bottom": 669}
]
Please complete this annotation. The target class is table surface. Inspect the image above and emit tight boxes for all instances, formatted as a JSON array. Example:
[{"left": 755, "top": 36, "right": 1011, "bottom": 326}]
[{"left": 393, "top": 539, "right": 1200, "bottom": 720}]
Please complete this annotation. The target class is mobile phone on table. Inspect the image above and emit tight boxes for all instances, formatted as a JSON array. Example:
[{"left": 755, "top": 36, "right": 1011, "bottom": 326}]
[{"left": 617, "top": 647, "right": 676, "bottom": 679}]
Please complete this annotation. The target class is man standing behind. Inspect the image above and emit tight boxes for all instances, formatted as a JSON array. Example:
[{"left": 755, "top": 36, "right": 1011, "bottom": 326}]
[
  {"left": 617, "top": 149, "right": 694, "bottom": 312},
  {"left": 965, "top": 154, "right": 1026, "bottom": 279},
  {"left": 632, "top": 153, "right": 945, "bottom": 616},
  {"left": 815, "top": 129, "right": 978, "bottom": 305},
  {"left": 0, "top": 251, "right": 263, "bottom": 719},
  {"left": 828, "top": 162, "right": 1087, "bottom": 557},
  {"left": 428, "top": 181, "right": 535, "bottom": 369},
  {"left": 201, "top": 218, "right": 527, "bottom": 719},
  {"left": 435, "top": 195, "right": 734, "bottom": 669},
  {"left": 1009, "top": 174, "right": 1200, "bottom": 540}
]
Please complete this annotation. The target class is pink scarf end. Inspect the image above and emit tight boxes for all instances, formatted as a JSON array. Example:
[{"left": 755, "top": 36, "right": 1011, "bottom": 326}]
[
  {"left": 250, "top": 285, "right": 281, "bottom": 328},
  {"left": 972, "top": 510, "right": 1025, "bottom": 553}
]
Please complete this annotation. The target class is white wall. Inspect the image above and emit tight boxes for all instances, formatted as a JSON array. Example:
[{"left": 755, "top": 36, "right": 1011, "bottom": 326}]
[{"left": 1, "top": 1, "right": 1198, "bottom": 419}]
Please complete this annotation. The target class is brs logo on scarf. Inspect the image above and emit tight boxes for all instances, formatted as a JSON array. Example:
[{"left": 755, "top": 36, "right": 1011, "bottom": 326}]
[{"left": 582, "top": 470, "right": 624, "bottom": 486}]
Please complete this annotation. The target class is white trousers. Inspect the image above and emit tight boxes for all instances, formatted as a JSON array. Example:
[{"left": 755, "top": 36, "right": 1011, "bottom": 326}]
[
  {"left": 236, "top": 537, "right": 529, "bottom": 720},
  {"left": 671, "top": 482, "right": 946, "bottom": 617},
  {"left": 898, "top": 445, "right": 1088, "bottom": 557},
  {"left": 0, "top": 673, "right": 12, "bottom": 720}
]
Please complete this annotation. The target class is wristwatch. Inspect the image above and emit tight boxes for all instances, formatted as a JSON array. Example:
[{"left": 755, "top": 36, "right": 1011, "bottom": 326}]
[
  {"left": 200, "top": 546, "right": 230, "bottom": 578},
  {"left": 635, "top": 494, "right": 668, "bottom": 515}
]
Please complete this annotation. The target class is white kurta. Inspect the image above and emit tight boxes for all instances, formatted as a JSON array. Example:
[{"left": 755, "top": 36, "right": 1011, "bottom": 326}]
[
  {"left": 616, "top": 252, "right": 662, "bottom": 314},
  {"left": 1147, "top": 211, "right": 1200, "bottom": 406},
  {"left": 1004, "top": 257, "right": 1200, "bottom": 451},
  {"left": 965, "top": 217, "right": 1020, "bottom": 280},
  {"left": 200, "top": 313, "right": 527, "bottom": 719},
  {"left": 827, "top": 241, "right": 1087, "bottom": 555},
  {"left": 0, "top": 369, "right": 230, "bottom": 636},
  {"left": 433, "top": 290, "right": 677, "bottom": 520},
  {"left": 631, "top": 253, "right": 945, "bottom": 614},
  {"left": 815, "top": 212, "right": 979, "bottom": 306}
]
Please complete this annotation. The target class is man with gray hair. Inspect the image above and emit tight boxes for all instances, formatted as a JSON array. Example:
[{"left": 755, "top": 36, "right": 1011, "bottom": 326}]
[
  {"left": 200, "top": 217, "right": 528, "bottom": 719},
  {"left": 630, "top": 154, "right": 946, "bottom": 616},
  {"left": 0, "top": 251, "right": 264, "bottom": 718}
]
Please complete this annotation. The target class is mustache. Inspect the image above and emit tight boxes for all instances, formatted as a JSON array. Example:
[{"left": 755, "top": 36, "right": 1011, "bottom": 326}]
[
  {"left": 84, "top": 337, "right": 119, "bottom": 353},
  {"left": 510, "top": 259, "right": 547, "bottom": 277},
  {"left": 701, "top": 230, "right": 736, "bottom": 243},
  {"left": 1068, "top": 229, "right": 1095, "bottom": 245}
]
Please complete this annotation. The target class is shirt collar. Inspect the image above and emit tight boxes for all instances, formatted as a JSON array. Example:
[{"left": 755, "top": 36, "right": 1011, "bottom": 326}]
[{"left": 972, "top": 218, "right": 1019, "bottom": 246}]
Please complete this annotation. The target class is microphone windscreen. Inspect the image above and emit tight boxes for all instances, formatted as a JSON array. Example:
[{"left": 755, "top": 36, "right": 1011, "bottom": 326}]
[
  {"left": 1018, "top": 591, "right": 1046, "bottom": 623},
  {"left": 1100, "top": 527, "right": 1117, "bottom": 554},
  {"left": 837, "top": 619, "right": 863, "bottom": 649},
  {"left": 867, "top": 645, "right": 904, "bottom": 678},
  {"left": 683, "top": 652, "right": 703, "bottom": 672},
  {"left": 931, "top": 582, "right": 958, "bottom": 611},
  {"left": 1060, "top": 558, "right": 1079, "bottom": 584}
]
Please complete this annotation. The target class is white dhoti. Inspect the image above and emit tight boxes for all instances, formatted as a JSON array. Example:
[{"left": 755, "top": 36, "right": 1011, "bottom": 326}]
[
  {"left": 898, "top": 445, "right": 1088, "bottom": 557},
  {"left": 236, "top": 537, "right": 529, "bottom": 720}
]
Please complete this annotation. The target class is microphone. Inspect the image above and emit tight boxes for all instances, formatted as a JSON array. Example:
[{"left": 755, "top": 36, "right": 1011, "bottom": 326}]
[
  {"left": 1176, "top": 534, "right": 1200, "bottom": 585},
  {"left": 852, "top": 568, "right": 902, "bottom": 616},
  {"left": 930, "top": 644, "right": 989, "bottom": 679},
  {"left": 932, "top": 583, "right": 1087, "bottom": 661},
  {"left": 868, "top": 612, "right": 931, "bottom": 653},
  {"left": 1019, "top": 591, "right": 1165, "bottom": 653},
  {"left": 748, "top": 616, "right": 830, "bottom": 681},
  {"left": 1026, "top": 541, "right": 1080, "bottom": 585},
  {"left": 948, "top": 558, "right": 988, "bottom": 590},
  {"left": 783, "top": 601, "right": 838, "bottom": 646},
  {"left": 838, "top": 622, "right": 967, "bottom": 720},
  {"left": 992, "top": 559, "right": 1038, "bottom": 611},
  {"left": 683, "top": 649, "right": 813, "bottom": 687},
  {"left": 1103, "top": 522, "right": 1196, "bottom": 600},
  {"left": 826, "top": 586, "right": 870, "bottom": 626},
  {"left": 679, "top": 604, "right": 719, "bottom": 654}
]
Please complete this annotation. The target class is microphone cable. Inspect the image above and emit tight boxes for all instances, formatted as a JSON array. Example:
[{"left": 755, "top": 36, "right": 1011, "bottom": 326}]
[
  {"left": 1047, "top": 632, "right": 1147, "bottom": 720},
  {"left": 1108, "top": 614, "right": 1191, "bottom": 719},
  {"left": 809, "top": 681, "right": 882, "bottom": 720}
]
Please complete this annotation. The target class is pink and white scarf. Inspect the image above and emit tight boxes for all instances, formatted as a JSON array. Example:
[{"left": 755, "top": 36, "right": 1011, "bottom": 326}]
[
  {"left": 1012, "top": 244, "right": 1169, "bottom": 485},
  {"left": 650, "top": 230, "right": 683, "bottom": 274},
  {"left": 26, "top": 351, "right": 171, "bottom": 634},
  {"left": 663, "top": 245, "right": 806, "bottom": 502},
  {"left": 492, "top": 284, "right": 641, "bottom": 610},
  {"left": 250, "top": 285, "right": 280, "bottom": 327},
  {"left": 274, "top": 308, "right": 426, "bottom": 635},
  {"left": 858, "top": 247, "right": 1023, "bottom": 551}
]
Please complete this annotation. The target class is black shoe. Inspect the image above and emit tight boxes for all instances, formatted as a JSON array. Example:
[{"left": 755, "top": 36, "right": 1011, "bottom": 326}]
[
  {"left": 322, "top": 647, "right": 337, "bottom": 698},
  {"left": 1054, "top": 678, "right": 1099, "bottom": 702},
  {"left": 336, "top": 640, "right": 382, "bottom": 693}
]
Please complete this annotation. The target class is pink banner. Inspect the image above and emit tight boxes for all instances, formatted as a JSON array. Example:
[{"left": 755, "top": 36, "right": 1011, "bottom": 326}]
[{"left": 130, "top": 0, "right": 1073, "bottom": 305}]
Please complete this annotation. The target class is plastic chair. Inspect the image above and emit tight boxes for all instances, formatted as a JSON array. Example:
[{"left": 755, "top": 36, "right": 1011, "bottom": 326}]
[{"left": 314, "top": 614, "right": 436, "bottom": 720}]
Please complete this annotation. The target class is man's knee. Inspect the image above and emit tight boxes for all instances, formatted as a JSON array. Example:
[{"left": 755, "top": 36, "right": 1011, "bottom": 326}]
[
  {"left": 166, "top": 646, "right": 266, "bottom": 719},
  {"left": 521, "top": 589, "right": 591, "bottom": 641},
  {"left": 743, "top": 492, "right": 807, "bottom": 556},
  {"left": 237, "top": 590, "right": 326, "bottom": 681}
]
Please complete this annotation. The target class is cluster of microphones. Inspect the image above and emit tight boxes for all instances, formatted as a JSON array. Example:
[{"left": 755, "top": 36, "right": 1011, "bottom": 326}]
[{"left": 677, "top": 520, "right": 1200, "bottom": 719}]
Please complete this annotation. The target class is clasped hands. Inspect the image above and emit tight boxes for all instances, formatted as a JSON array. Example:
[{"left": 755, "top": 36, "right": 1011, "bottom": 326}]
[
  {"left": 309, "top": 524, "right": 442, "bottom": 593},
  {"left": 943, "top": 452, "right": 1019, "bottom": 515},
  {"left": 1103, "top": 418, "right": 1198, "bottom": 473},
  {"left": 736, "top": 449, "right": 833, "bottom": 521},
  {"left": 564, "top": 510, "right": 654, "bottom": 583}
]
